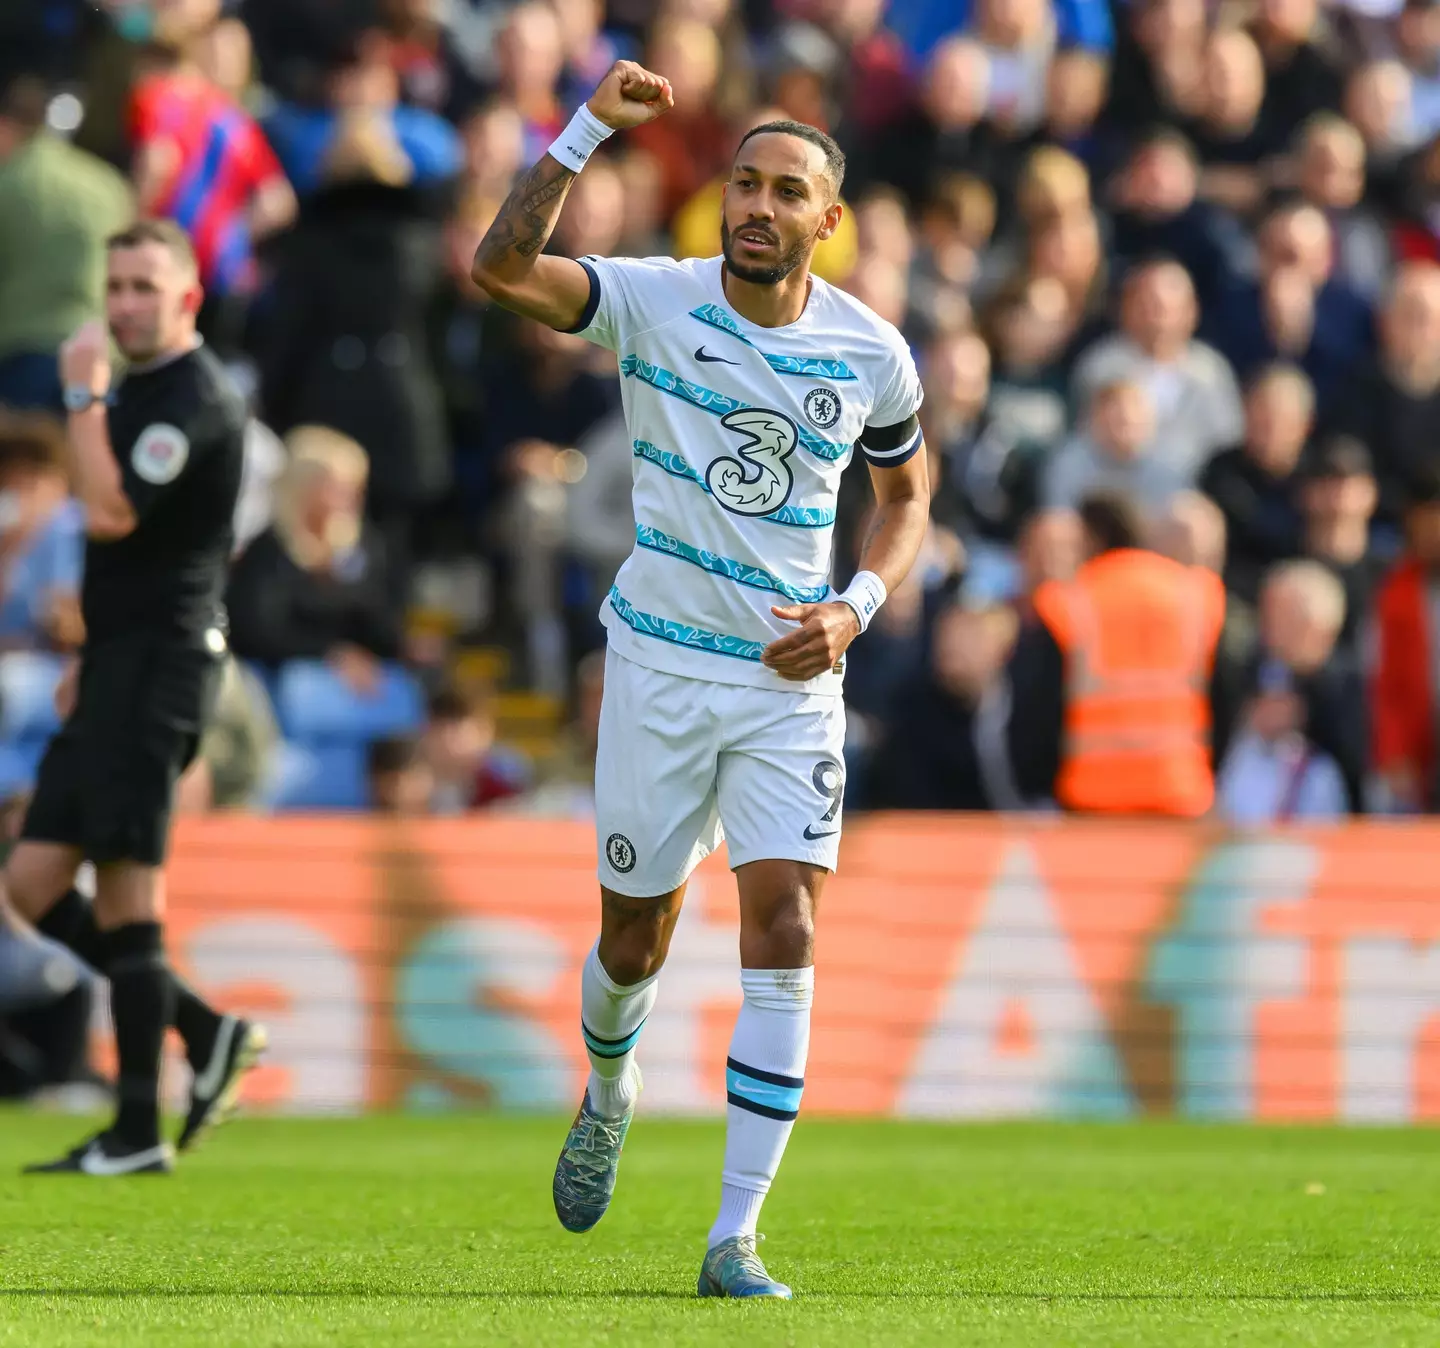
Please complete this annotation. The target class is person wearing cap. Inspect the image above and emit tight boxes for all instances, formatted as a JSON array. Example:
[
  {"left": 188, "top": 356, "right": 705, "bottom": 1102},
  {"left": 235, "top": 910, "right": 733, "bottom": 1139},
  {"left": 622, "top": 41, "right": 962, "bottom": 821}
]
[
  {"left": 1296, "top": 433, "right": 1382, "bottom": 654},
  {"left": 1003, "top": 491, "right": 1227, "bottom": 815},
  {"left": 1369, "top": 465, "right": 1440, "bottom": 812}
]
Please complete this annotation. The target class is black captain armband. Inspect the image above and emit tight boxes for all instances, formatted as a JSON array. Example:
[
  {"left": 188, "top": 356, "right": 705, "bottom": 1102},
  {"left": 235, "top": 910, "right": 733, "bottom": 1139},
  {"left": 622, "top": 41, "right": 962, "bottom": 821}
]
[{"left": 858, "top": 413, "right": 922, "bottom": 467}]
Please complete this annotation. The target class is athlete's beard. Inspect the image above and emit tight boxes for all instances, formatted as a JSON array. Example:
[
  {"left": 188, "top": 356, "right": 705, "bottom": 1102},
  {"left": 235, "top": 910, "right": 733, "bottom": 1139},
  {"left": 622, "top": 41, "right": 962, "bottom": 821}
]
[{"left": 721, "top": 218, "right": 812, "bottom": 285}]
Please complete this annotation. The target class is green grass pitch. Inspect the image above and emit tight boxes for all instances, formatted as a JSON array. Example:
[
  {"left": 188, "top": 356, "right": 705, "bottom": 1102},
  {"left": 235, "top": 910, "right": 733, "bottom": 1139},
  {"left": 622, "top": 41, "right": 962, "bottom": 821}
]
[{"left": 1, "top": 1113, "right": 1438, "bottom": 1346}]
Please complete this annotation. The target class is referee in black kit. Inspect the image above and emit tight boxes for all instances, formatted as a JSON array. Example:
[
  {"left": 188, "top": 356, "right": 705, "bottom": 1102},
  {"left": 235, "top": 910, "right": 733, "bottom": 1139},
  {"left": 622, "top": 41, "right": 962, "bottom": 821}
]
[{"left": 2, "top": 220, "right": 264, "bottom": 1175}]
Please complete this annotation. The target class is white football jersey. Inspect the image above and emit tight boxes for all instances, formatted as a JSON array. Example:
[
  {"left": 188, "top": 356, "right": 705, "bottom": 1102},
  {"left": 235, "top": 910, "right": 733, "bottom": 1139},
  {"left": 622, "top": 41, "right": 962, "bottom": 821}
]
[{"left": 570, "top": 254, "right": 924, "bottom": 694}]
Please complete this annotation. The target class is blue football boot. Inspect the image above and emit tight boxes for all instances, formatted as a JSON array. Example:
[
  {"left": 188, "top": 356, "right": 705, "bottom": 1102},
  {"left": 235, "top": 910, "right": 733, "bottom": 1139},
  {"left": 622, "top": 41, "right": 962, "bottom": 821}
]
[
  {"left": 697, "top": 1235, "right": 793, "bottom": 1299},
  {"left": 552, "top": 1085, "right": 636, "bottom": 1233}
]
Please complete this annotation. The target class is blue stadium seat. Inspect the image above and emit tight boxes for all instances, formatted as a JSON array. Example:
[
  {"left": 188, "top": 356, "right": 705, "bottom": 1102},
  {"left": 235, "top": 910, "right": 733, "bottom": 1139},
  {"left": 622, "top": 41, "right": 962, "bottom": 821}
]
[
  {"left": 0, "top": 654, "right": 65, "bottom": 797},
  {"left": 0, "top": 743, "right": 37, "bottom": 797},
  {"left": 274, "top": 661, "right": 425, "bottom": 742},
  {"left": 0, "top": 652, "right": 64, "bottom": 740},
  {"left": 267, "top": 741, "right": 371, "bottom": 811},
  {"left": 263, "top": 661, "right": 425, "bottom": 809}
]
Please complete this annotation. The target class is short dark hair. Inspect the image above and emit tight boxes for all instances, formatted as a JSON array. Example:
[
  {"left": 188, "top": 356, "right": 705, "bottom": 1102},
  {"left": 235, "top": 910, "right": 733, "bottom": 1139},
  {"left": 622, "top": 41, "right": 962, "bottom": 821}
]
[
  {"left": 368, "top": 735, "right": 423, "bottom": 777},
  {"left": 1079, "top": 492, "right": 1146, "bottom": 554},
  {"left": 1133, "top": 126, "right": 1198, "bottom": 167},
  {"left": 1301, "top": 433, "right": 1373, "bottom": 482},
  {"left": 426, "top": 683, "right": 495, "bottom": 724},
  {"left": 1409, "top": 463, "right": 1440, "bottom": 507},
  {"left": 0, "top": 75, "right": 48, "bottom": 135},
  {"left": 106, "top": 218, "right": 198, "bottom": 273},
  {"left": 734, "top": 119, "right": 846, "bottom": 199},
  {"left": 1124, "top": 251, "right": 1187, "bottom": 282},
  {"left": 0, "top": 410, "right": 65, "bottom": 473}
]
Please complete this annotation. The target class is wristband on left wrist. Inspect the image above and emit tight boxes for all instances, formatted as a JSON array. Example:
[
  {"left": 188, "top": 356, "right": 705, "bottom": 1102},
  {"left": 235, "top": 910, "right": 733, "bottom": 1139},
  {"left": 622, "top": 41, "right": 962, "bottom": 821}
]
[{"left": 836, "top": 570, "right": 887, "bottom": 634}]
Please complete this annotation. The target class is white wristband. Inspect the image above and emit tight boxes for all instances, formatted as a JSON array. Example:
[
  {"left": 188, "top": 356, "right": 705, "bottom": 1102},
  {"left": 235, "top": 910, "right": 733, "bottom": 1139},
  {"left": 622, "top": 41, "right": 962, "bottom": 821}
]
[
  {"left": 547, "top": 104, "right": 614, "bottom": 173},
  {"left": 837, "top": 570, "right": 887, "bottom": 634}
]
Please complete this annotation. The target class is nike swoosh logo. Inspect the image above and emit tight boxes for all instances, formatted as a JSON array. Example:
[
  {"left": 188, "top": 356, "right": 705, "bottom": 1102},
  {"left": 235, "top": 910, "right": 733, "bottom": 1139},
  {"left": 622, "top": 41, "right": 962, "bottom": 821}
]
[
  {"left": 803, "top": 825, "right": 839, "bottom": 840},
  {"left": 194, "top": 1014, "right": 238, "bottom": 1099},
  {"left": 80, "top": 1141, "right": 171, "bottom": 1175},
  {"left": 695, "top": 346, "right": 741, "bottom": 365}
]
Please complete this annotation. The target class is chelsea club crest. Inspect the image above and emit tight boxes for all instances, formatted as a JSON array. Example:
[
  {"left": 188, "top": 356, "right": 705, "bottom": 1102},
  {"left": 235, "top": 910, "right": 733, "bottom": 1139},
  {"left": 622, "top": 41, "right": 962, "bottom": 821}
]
[
  {"left": 803, "top": 386, "right": 842, "bottom": 429},
  {"left": 606, "top": 833, "right": 636, "bottom": 873}
]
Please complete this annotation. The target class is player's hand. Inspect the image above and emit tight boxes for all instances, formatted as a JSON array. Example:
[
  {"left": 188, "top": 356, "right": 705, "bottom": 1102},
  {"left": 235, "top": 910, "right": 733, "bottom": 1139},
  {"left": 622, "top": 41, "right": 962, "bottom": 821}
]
[
  {"left": 53, "top": 660, "right": 78, "bottom": 721},
  {"left": 59, "top": 319, "right": 111, "bottom": 396},
  {"left": 762, "top": 602, "right": 861, "bottom": 682},
  {"left": 587, "top": 61, "right": 674, "bottom": 131}
]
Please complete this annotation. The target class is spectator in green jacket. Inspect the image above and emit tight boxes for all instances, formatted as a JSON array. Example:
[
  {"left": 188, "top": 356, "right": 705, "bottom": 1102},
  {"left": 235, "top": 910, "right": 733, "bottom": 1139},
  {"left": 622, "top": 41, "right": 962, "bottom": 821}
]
[{"left": 0, "top": 74, "right": 132, "bottom": 413}]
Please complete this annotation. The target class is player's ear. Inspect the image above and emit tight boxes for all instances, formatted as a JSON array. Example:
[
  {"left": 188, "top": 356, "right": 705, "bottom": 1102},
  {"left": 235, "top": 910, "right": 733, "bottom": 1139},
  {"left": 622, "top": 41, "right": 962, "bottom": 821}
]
[
  {"left": 181, "top": 277, "right": 204, "bottom": 318},
  {"left": 816, "top": 199, "right": 843, "bottom": 243}
]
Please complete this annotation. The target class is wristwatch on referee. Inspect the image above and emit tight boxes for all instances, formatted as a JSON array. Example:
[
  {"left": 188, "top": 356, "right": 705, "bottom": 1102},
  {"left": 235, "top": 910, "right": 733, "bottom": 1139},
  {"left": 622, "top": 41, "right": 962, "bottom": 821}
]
[{"left": 62, "top": 385, "right": 107, "bottom": 413}]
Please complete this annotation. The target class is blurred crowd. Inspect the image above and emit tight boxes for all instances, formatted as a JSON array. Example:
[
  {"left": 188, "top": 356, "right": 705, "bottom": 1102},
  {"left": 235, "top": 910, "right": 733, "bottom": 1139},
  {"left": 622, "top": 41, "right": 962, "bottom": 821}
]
[{"left": 6, "top": 0, "right": 1440, "bottom": 818}]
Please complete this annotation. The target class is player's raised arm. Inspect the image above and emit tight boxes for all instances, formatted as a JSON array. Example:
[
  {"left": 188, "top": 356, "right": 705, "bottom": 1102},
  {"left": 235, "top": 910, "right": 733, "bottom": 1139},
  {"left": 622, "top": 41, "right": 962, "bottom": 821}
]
[{"left": 470, "top": 62, "right": 673, "bottom": 330}]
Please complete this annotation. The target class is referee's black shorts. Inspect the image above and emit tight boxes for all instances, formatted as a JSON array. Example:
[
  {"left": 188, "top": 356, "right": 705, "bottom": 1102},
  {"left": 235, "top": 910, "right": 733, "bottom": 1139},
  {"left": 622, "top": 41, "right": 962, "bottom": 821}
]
[{"left": 21, "top": 635, "right": 224, "bottom": 866}]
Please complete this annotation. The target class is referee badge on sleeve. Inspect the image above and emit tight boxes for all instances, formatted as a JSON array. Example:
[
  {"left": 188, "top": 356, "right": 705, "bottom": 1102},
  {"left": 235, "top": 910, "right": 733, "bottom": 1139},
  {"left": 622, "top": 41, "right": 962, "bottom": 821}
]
[{"left": 131, "top": 423, "right": 190, "bottom": 484}]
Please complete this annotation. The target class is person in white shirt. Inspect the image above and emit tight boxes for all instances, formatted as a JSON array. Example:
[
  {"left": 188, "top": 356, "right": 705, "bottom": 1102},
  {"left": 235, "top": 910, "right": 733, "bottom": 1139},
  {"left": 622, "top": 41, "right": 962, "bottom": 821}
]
[{"left": 470, "top": 61, "right": 930, "bottom": 1299}]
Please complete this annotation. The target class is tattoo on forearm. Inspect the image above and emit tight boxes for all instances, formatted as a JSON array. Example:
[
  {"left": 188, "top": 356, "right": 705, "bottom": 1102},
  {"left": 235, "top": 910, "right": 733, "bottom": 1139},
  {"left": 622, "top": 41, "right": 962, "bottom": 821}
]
[
  {"left": 476, "top": 157, "right": 577, "bottom": 268},
  {"left": 860, "top": 505, "right": 886, "bottom": 560}
]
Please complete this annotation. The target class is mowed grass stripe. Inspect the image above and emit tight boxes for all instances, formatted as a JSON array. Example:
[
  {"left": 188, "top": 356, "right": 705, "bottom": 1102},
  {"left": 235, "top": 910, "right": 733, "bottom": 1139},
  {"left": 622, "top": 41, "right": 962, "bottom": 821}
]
[{"left": 2, "top": 1115, "right": 1438, "bottom": 1346}]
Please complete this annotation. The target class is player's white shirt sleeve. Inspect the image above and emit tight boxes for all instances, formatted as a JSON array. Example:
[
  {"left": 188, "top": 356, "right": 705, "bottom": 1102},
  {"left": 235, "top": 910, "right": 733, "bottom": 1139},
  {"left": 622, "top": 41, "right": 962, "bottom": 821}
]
[
  {"left": 564, "top": 254, "right": 689, "bottom": 352},
  {"left": 562, "top": 253, "right": 924, "bottom": 695},
  {"left": 856, "top": 327, "right": 925, "bottom": 468}
]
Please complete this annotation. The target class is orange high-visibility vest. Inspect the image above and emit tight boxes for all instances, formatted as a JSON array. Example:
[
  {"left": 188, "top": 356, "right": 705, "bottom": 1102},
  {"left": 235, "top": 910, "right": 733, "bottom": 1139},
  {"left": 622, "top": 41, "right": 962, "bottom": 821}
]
[{"left": 1032, "top": 549, "right": 1226, "bottom": 817}]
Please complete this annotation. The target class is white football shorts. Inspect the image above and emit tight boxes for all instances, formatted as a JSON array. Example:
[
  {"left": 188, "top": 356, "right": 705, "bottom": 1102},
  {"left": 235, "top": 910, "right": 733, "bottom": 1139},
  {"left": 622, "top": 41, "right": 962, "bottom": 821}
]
[{"left": 595, "top": 648, "right": 848, "bottom": 897}]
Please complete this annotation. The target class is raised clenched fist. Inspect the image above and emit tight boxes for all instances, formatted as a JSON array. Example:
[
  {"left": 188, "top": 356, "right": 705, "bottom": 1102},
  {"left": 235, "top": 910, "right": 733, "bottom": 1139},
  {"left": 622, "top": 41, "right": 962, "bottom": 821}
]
[
  {"left": 59, "top": 319, "right": 110, "bottom": 395},
  {"left": 587, "top": 61, "right": 675, "bottom": 131}
]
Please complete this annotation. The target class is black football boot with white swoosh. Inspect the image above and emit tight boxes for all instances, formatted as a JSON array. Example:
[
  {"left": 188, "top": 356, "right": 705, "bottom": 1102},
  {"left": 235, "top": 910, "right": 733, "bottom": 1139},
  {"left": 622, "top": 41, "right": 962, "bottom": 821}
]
[
  {"left": 178, "top": 1015, "right": 267, "bottom": 1152},
  {"left": 24, "top": 1131, "right": 173, "bottom": 1176}
]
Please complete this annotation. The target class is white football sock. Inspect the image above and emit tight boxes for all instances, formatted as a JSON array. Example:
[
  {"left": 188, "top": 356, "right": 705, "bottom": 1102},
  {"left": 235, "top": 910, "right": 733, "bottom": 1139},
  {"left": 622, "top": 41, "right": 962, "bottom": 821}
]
[
  {"left": 708, "top": 966, "right": 814, "bottom": 1249},
  {"left": 580, "top": 941, "right": 657, "bottom": 1120}
]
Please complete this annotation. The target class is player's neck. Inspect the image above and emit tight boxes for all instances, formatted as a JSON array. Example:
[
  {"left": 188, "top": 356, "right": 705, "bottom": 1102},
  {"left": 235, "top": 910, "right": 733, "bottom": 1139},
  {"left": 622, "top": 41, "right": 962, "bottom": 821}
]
[{"left": 720, "top": 265, "right": 813, "bottom": 329}]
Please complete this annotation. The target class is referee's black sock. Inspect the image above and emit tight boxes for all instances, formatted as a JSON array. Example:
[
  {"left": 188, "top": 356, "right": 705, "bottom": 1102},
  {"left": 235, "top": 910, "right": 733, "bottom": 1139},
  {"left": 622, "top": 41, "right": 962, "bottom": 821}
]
[
  {"left": 35, "top": 889, "right": 105, "bottom": 969},
  {"left": 101, "top": 922, "right": 174, "bottom": 1149},
  {"left": 172, "top": 977, "right": 222, "bottom": 1069},
  {"left": 37, "top": 887, "right": 221, "bottom": 1067}
]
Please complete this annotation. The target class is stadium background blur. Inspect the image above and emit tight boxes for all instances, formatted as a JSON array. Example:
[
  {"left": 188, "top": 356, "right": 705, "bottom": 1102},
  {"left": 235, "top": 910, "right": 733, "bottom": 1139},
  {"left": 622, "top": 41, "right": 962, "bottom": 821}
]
[{"left": 9, "top": 0, "right": 1440, "bottom": 822}]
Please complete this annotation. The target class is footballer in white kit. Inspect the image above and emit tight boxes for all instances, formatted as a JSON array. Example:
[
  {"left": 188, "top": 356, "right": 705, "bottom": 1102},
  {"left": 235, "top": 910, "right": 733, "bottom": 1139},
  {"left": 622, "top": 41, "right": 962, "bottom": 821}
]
[{"left": 471, "top": 61, "right": 929, "bottom": 1300}]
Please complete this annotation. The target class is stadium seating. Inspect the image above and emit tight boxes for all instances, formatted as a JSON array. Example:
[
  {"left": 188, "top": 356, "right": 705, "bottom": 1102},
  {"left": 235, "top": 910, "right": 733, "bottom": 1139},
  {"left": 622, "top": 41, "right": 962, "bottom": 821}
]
[
  {"left": 0, "top": 653, "right": 425, "bottom": 811},
  {"left": 0, "top": 652, "right": 63, "bottom": 798},
  {"left": 264, "top": 660, "right": 426, "bottom": 810}
]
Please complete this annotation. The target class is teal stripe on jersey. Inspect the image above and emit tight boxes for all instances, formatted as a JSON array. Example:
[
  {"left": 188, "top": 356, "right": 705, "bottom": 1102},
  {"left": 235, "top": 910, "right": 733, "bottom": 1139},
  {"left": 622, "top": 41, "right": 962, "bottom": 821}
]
[
  {"left": 607, "top": 586, "right": 765, "bottom": 662},
  {"left": 620, "top": 355, "right": 848, "bottom": 462},
  {"left": 635, "top": 522, "right": 829, "bottom": 604},
  {"left": 688, "top": 304, "right": 858, "bottom": 382},
  {"left": 689, "top": 302, "right": 754, "bottom": 346},
  {"left": 631, "top": 441, "right": 836, "bottom": 529}
]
